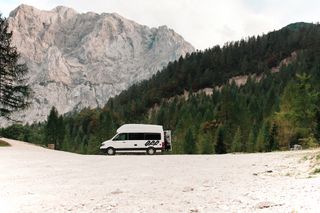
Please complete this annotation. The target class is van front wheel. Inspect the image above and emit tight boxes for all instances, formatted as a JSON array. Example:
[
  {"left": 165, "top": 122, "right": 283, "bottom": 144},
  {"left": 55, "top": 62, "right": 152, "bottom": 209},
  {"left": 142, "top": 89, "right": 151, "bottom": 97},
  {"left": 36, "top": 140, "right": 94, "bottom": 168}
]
[
  {"left": 146, "top": 147, "right": 156, "bottom": 155},
  {"left": 106, "top": 147, "right": 115, "bottom": 155}
]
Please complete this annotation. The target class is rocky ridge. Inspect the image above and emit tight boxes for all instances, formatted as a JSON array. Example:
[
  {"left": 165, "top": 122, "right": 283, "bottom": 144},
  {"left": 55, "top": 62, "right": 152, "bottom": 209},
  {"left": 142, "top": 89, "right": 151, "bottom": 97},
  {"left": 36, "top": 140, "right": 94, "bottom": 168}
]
[{"left": 3, "top": 4, "right": 194, "bottom": 125}]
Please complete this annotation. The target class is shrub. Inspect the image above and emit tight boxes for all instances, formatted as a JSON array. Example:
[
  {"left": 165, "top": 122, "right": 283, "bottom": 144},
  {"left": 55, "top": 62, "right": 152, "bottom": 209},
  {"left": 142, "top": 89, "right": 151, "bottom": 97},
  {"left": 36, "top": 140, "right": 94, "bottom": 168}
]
[{"left": 0, "top": 140, "right": 10, "bottom": 146}]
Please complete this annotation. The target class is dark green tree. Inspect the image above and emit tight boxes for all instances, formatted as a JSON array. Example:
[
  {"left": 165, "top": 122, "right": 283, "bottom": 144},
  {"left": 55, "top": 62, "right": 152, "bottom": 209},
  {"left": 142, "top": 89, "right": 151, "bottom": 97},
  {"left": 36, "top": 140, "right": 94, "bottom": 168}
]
[
  {"left": 56, "top": 115, "right": 65, "bottom": 149},
  {"left": 231, "top": 127, "right": 242, "bottom": 152},
  {"left": 255, "top": 123, "right": 269, "bottom": 152},
  {"left": 314, "top": 110, "right": 320, "bottom": 144},
  {"left": 0, "top": 14, "right": 30, "bottom": 119},
  {"left": 246, "top": 129, "right": 255, "bottom": 153},
  {"left": 45, "top": 107, "right": 59, "bottom": 148},
  {"left": 197, "top": 132, "right": 214, "bottom": 154},
  {"left": 268, "top": 123, "right": 279, "bottom": 151},
  {"left": 184, "top": 128, "right": 196, "bottom": 154},
  {"left": 215, "top": 125, "right": 226, "bottom": 154}
]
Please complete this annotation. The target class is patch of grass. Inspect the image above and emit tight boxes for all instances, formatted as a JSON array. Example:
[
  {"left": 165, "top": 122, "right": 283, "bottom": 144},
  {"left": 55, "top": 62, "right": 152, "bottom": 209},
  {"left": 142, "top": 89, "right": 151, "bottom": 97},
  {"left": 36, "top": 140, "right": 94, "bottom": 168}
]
[
  {"left": 316, "top": 154, "right": 320, "bottom": 161},
  {"left": 0, "top": 140, "right": 11, "bottom": 147}
]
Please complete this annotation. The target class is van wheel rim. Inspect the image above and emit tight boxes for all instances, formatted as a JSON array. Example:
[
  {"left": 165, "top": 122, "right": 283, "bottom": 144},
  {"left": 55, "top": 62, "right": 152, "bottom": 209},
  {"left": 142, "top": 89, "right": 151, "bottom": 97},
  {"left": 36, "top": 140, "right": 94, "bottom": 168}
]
[
  {"left": 108, "top": 149, "right": 114, "bottom": 155},
  {"left": 149, "top": 149, "right": 155, "bottom": 154}
]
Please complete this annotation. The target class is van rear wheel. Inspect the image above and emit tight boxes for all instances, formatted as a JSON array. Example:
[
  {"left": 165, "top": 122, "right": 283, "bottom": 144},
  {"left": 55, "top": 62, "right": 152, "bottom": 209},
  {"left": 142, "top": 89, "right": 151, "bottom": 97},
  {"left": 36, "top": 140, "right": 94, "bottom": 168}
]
[
  {"left": 146, "top": 147, "right": 156, "bottom": 155},
  {"left": 106, "top": 147, "right": 115, "bottom": 155}
]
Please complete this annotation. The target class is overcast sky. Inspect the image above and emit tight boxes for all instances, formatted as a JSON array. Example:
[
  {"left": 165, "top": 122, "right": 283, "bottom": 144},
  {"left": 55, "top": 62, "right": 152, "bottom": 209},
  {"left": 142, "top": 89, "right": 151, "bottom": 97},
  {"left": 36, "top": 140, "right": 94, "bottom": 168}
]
[{"left": 1, "top": 0, "right": 320, "bottom": 50}]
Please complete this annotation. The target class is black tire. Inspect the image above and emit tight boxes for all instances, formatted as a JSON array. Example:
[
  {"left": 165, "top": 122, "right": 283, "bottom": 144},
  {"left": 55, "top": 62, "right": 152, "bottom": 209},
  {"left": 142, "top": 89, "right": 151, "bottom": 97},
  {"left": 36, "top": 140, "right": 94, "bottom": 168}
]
[
  {"left": 146, "top": 147, "right": 156, "bottom": 155},
  {"left": 106, "top": 147, "right": 115, "bottom": 155}
]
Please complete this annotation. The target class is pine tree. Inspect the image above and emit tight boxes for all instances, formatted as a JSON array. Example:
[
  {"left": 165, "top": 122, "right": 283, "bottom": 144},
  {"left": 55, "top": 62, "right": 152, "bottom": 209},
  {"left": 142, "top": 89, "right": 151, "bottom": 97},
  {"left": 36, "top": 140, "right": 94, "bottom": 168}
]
[
  {"left": 56, "top": 115, "right": 65, "bottom": 149},
  {"left": 255, "top": 124, "right": 269, "bottom": 152},
  {"left": 246, "top": 129, "right": 255, "bottom": 153},
  {"left": 45, "top": 107, "right": 59, "bottom": 147},
  {"left": 0, "top": 15, "right": 30, "bottom": 119},
  {"left": 197, "top": 132, "right": 213, "bottom": 154},
  {"left": 184, "top": 128, "right": 196, "bottom": 154},
  {"left": 87, "top": 136, "right": 100, "bottom": 154},
  {"left": 231, "top": 127, "right": 242, "bottom": 152},
  {"left": 215, "top": 125, "right": 226, "bottom": 154},
  {"left": 81, "top": 135, "right": 88, "bottom": 154},
  {"left": 62, "top": 130, "right": 71, "bottom": 151},
  {"left": 268, "top": 123, "right": 279, "bottom": 151},
  {"left": 314, "top": 110, "right": 320, "bottom": 144},
  {"left": 155, "top": 107, "right": 163, "bottom": 124}
]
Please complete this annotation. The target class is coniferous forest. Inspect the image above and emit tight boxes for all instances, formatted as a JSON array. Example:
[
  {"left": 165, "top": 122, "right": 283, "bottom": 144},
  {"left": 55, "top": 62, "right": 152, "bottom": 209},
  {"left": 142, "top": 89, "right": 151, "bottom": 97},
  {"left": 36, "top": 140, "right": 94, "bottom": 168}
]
[{"left": 2, "top": 22, "right": 320, "bottom": 154}]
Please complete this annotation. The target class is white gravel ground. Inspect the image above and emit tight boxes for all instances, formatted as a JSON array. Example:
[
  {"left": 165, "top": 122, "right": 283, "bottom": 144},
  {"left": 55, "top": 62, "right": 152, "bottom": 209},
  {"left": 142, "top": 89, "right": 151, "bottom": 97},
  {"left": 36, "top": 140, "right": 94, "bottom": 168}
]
[{"left": 0, "top": 138, "right": 319, "bottom": 213}]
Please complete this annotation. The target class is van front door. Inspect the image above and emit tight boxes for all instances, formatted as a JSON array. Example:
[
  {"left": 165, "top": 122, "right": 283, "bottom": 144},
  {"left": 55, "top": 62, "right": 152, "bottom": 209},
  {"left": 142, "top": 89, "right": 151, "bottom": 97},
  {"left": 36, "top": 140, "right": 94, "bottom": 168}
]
[{"left": 112, "top": 133, "right": 128, "bottom": 149}]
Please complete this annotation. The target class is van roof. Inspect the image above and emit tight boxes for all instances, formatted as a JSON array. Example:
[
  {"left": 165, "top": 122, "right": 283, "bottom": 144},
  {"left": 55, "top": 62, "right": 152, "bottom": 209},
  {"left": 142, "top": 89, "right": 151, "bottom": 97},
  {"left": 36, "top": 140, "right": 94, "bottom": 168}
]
[{"left": 117, "top": 124, "right": 163, "bottom": 133}]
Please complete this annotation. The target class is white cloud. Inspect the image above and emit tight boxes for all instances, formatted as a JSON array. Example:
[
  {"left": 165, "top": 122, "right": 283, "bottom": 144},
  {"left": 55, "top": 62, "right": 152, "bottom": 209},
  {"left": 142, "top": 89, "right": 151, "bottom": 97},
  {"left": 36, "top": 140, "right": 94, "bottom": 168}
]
[{"left": 0, "top": 0, "right": 319, "bottom": 49}]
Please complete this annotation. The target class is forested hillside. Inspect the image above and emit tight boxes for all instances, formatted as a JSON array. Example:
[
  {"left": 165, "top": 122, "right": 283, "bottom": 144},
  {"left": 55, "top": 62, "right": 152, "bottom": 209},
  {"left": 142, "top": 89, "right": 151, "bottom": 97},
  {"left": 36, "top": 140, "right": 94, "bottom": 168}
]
[{"left": 2, "top": 22, "right": 320, "bottom": 154}]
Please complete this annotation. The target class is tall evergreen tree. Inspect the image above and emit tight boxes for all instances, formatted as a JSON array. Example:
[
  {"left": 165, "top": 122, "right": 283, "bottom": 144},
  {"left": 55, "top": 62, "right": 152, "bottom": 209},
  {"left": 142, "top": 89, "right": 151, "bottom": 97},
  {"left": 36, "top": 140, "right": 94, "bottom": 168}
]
[
  {"left": 45, "top": 107, "right": 59, "bottom": 148},
  {"left": 268, "top": 123, "right": 279, "bottom": 151},
  {"left": 246, "top": 129, "right": 255, "bottom": 153},
  {"left": 315, "top": 109, "right": 320, "bottom": 144},
  {"left": 0, "top": 14, "right": 30, "bottom": 119},
  {"left": 56, "top": 115, "right": 65, "bottom": 149},
  {"left": 184, "top": 128, "right": 196, "bottom": 154},
  {"left": 197, "top": 131, "right": 214, "bottom": 154},
  {"left": 231, "top": 127, "right": 242, "bottom": 152},
  {"left": 255, "top": 124, "right": 269, "bottom": 152},
  {"left": 215, "top": 125, "right": 226, "bottom": 154}
]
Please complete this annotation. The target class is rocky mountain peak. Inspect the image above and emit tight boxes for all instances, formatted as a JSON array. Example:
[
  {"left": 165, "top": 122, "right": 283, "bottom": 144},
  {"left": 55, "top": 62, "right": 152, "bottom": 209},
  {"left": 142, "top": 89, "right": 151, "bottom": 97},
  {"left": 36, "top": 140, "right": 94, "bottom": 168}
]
[
  {"left": 51, "top": 6, "right": 77, "bottom": 18},
  {"left": 2, "top": 4, "right": 194, "bottom": 126},
  {"left": 9, "top": 4, "right": 36, "bottom": 17}
]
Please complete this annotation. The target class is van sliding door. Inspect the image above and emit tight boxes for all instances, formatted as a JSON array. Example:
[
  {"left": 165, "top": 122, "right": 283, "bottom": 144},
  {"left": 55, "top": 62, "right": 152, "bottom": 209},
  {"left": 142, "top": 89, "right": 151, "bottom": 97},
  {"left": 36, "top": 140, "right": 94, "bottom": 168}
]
[{"left": 128, "top": 133, "right": 144, "bottom": 149}]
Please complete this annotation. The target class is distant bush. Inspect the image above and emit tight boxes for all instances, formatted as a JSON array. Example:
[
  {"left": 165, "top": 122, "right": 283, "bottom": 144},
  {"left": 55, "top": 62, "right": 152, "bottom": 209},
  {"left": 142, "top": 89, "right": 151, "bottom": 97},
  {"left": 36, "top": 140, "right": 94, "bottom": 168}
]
[{"left": 0, "top": 140, "right": 10, "bottom": 147}]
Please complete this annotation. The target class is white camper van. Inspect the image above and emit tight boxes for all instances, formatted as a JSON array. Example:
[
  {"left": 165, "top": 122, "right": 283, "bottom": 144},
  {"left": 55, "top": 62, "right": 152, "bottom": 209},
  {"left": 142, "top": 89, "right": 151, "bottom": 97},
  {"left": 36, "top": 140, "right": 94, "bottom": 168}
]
[{"left": 100, "top": 124, "right": 172, "bottom": 155}]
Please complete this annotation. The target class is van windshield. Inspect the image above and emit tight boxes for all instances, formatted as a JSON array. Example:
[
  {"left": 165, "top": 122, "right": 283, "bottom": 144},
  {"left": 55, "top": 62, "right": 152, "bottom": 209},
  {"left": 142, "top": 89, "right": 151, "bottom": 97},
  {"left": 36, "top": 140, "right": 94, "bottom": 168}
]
[{"left": 113, "top": 133, "right": 127, "bottom": 141}]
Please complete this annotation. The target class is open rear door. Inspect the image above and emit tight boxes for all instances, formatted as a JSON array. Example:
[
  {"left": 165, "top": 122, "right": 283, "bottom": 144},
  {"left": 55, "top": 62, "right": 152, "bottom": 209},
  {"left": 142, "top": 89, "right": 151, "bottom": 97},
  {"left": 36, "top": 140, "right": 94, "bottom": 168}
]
[{"left": 164, "top": 130, "right": 172, "bottom": 151}]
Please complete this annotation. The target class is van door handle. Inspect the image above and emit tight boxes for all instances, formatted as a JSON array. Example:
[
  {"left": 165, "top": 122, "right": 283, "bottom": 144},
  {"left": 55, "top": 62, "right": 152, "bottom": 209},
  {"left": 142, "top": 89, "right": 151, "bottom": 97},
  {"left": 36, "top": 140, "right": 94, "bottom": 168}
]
[{"left": 134, "top": 144, "right": 137, "bottom": 146}]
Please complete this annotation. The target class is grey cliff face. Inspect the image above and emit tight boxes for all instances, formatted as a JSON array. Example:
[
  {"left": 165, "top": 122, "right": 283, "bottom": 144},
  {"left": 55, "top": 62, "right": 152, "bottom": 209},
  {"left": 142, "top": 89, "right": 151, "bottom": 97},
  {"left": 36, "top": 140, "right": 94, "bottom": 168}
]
[{"left": 4, "top": 4, "right": 194, "bottom": 125}]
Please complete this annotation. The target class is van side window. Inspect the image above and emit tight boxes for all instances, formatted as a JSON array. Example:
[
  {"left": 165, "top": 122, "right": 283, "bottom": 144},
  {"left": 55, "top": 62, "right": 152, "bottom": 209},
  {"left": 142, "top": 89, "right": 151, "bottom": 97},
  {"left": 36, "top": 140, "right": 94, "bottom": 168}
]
[
  {"left": 128, "top": 133, "right": 144, "bottom": 140},
  {"left": 145, "top": 133, "right": 161, "bottom": 140},
  {"left": 113, "top": 133, "right": 127, "bottom": 141}
]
